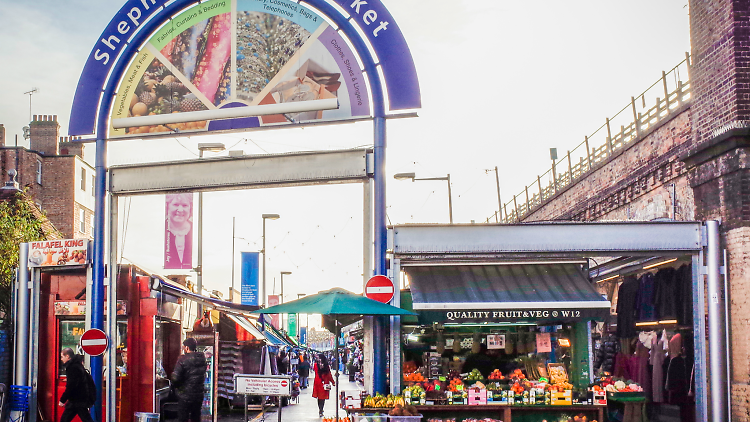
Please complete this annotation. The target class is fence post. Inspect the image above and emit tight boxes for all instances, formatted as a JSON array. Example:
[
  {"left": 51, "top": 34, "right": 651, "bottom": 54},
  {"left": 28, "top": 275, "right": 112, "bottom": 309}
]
[
  {"left": 503, "top": 203, "right": 509, "bottom": 224},
  {"left": 677, "top": 81, "right": 684, "bottom": 107},
  {"left": 551, "top": 160, "right": 558, "bottom": 194},
  {"left": 567, "top": 151, "right": 572, "bottom": 182},
  {"left": 513, "top": 194, "right": 519, "bottom": 222},
  {"left": 525, "top": 186, "right": 530, "bottom": 212},
  {"left": 606, "top": 118, "right": 613, "bottom": 157},
  {"left": 537, "top": 176, "right": 543, "bottom": 201},
  {"left": 585, "top": 136, "right": 592, "bottom": 170},
  {"left": 662, "top": 71, "right": 670, "bottom": 111},
  {"left": 631, "top": 97, "right": 641, "bottom": 137}
]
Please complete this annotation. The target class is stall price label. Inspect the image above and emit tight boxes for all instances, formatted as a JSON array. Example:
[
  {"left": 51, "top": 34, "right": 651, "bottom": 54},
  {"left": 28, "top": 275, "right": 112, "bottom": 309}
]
[{"left": 234, "top": 375, "right": 292, "bottom": 396}]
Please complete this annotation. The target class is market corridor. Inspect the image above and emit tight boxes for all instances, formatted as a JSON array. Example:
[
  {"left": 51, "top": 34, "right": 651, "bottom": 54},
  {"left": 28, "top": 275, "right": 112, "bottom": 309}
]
[{"left": 247, "top": 373, "right": 364, "bottom": 422}]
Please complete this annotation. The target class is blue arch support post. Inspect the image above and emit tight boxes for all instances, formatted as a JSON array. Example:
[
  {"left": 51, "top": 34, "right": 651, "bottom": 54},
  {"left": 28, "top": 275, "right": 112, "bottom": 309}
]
[{"left": 307, "top": 0, "right": 392, "bottom": 394}]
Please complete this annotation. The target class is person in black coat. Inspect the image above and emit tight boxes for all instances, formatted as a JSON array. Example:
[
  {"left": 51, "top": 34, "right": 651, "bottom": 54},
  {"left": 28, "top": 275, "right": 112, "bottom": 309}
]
[
  {"left": 297, "top": 354, "right": 311, "bottom": 389},
  {"left": 58, "top": 348, "right": 95, "bottom": 422},
  {"left": 171, "top": 338, "right": 207, "bottom": 422}
]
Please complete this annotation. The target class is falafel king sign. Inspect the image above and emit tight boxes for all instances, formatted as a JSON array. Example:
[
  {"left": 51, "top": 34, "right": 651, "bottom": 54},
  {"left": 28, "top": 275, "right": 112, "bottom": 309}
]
[{"left": 28, "top": 239, "right": 90, "bottom": 267}]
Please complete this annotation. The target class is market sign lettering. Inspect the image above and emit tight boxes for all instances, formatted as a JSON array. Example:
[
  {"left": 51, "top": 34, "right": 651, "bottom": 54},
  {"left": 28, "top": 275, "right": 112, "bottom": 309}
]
[
  {"left": 29, "top": 239, "right": 89, "bottom": 267},
  {"left": 445, "top": 309, "right": 584, "bottom": 322}
]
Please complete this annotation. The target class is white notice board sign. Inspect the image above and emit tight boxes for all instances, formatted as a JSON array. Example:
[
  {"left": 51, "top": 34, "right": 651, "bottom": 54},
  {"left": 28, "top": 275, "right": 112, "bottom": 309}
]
[{"left": 234, "top": 374, "right": 292, "bottom": 396}]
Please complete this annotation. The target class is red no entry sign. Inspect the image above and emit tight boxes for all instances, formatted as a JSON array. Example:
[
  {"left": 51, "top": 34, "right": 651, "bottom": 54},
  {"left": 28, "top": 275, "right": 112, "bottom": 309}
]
[
  {"left": 365, "top": 275, "right": 395, "bottom": 303},
  {"left": 81, "top": 329, "right": 108, "bottom": 356},
  {"left": 281, "top": 380, "right": 288, "bottom": 388}
]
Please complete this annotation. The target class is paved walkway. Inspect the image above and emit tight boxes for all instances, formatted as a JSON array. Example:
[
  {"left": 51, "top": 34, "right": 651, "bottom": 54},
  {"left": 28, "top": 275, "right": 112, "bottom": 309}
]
[{"left": 248, "top": 373, "right": 364, "bottom": 422}]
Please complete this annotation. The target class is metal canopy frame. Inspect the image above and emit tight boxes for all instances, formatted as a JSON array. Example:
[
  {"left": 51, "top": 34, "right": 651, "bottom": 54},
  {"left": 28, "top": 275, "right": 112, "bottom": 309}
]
[
  {"left": 109, "top": 148, "right": 372, "bottom": 195},
  {"left": 102, "top": 148, "right": 376, "bottom": 422},
  {"left": 389, "top": 221, "right": 724, "bottom": 422}
]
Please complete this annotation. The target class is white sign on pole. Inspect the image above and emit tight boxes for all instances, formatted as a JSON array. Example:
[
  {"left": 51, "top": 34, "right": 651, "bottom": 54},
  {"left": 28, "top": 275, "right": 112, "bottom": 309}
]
[
  {"left": 487, "top": 334, "right": 506, "bottom": 350},
  {"left": 234, "top": 374, "right": 292, "bottom": 397}
]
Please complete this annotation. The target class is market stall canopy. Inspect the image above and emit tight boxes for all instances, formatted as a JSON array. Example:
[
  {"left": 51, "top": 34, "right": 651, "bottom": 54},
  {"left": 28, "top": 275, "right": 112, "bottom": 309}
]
[
  {"left": 252, "top": 287, "right": 415, "bottom": 316},
  {"left": 152, "top": 275, "right": 259, "bottom": 313},
  {"left": 404, "top": 264, "right": 611, "bottom": 324}
]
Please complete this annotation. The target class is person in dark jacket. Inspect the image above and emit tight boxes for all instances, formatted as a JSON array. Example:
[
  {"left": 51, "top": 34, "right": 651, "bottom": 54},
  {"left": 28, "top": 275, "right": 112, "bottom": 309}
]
[
  {"left": 297, "top": 353, "right": 310, "bottom": 389},
  {"left": 59, "top": 348, "right": 95, "bottom": 422},
  {"left": 171, "top": 338, "right": 207, "bottom": 422}
]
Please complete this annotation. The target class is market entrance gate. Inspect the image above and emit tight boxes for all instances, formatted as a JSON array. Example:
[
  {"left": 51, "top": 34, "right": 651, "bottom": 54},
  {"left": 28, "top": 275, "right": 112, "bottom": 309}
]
[
  {"left": 389, "top": 221, "right": 724, "bottom": 422},
  {"left": 53, "top": 0, "right": 422, "bottom": 421}
]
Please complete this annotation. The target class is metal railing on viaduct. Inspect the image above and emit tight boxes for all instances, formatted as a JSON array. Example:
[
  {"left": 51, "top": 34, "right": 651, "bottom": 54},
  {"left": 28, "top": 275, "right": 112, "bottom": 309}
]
[{"left": 486, "top": 53, "right": 692, "bottom": 223}]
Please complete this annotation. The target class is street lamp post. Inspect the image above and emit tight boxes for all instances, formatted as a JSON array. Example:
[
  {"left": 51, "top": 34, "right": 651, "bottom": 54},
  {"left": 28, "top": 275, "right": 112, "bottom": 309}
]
[
  {"left": 297, "top": 293, "right": 306, "bottom": 340},
  {"left": 197, "top": 143, "right": 225, "bottom": 310},
  {"left": 280, "top": 271, "right": 291, "bottom": 333},
  {"left": 394, "top": 172, "right": 453, "bottom": 223},
  {"left": 261, "top": 214, "right": 280, "bottom": 307}
]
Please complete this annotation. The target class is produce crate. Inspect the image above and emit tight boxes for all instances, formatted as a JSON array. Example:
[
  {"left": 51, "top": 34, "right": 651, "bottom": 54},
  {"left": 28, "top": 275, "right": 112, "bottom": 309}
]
[
  {"left": 551, "top": 390, "right": 572, "bottom": 405},
  {"left": 353, "top": 414, "right": 387, "bottom": 422},
  {"left": 607, "top": 391, "right": 645, "bottom": 399},
  {"left": 593, "top": 391, "right": 607, "bottom": 405},
  {"left": 388, "top": 416, "right": 422, "bottom": 422}
]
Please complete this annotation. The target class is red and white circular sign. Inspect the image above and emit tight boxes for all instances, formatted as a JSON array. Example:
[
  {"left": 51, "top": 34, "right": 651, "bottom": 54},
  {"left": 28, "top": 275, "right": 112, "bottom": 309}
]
[
  {"left": 80, "top": 329, "right": 108, "bottom": 356},
  {"left": 365, "top": 275, "right": 395, "bottom": 303},
  {"left": 281, "top": 380, "right": 288, "bottom": 388}
]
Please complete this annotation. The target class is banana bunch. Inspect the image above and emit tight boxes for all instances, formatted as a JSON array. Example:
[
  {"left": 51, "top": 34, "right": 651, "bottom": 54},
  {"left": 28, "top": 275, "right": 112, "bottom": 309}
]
[{"left": 362, "top": 393, "right": 406, "bottom": 408}]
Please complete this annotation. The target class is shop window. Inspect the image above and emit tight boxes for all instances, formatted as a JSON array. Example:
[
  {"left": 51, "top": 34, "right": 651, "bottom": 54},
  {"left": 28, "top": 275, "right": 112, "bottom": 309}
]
[
  {"left": 80, "top": 168, "right": 86, "bottom": 191},
  {"left": 36, "top": 159, "right": 42, "bottom": 185},
  {"left": 116, "top": 321, "right": 128, "bottom": 376},
  {"left": 59, "top": 320, "right": 86, "bottom": 376}
]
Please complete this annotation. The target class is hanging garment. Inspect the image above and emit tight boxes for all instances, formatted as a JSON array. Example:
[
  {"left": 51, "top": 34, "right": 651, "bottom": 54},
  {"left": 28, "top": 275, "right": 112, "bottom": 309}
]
[
  {"left": 650, "top": 333, "right": 667, "bottom": 403},
  {"left": 677, "top": 264, "right": 693, "bottom": 326},
  {"left": 637, "top": 272, "right": 657, "bottom": 321},
  {"left": 616, "top": 276, "right": 639, "bottom": 338},
  {"left": 635, "top": 340, "right": 652, "bottom": 396},
  {"left": 666, "top": 355, "right": 690, "bottom": 405},
  {"left": 594, "top": 335, "right": 619, "bottom": 374},
  {"left": 653, "top": 268, "right": 678, "bottom": 320},
  {"left": 613, "top": 352, "right": 637, "bottom": 381}
]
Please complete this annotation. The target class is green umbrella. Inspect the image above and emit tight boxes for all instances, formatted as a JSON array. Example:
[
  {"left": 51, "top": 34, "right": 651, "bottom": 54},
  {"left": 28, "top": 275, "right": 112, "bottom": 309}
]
[
  {"left": 254, "top": 287, "right": 414, "bottom": 317},
  {"left": 253, "top": 287, "right": 414, "bottom": 419}
]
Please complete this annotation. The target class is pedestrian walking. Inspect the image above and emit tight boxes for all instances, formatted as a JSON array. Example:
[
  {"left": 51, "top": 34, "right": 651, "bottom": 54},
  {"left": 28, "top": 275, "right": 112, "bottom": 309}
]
[
  {"left": 58, "top": 348, "right": 95, "bottom": 422},
  {"left": 170, "top": 338, "right": 207, "bottom": 422},
  {"left": 297, "top": 353, "right": 311, "bottom": 389},
  {"left": 312, "top": 354, "right": 335, "bottom": 417}
]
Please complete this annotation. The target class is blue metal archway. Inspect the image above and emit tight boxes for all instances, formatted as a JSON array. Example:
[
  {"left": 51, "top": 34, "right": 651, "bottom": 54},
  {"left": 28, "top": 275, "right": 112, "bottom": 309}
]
[{"left": 69, "top": 1, "right": 420, "bottom": 420}]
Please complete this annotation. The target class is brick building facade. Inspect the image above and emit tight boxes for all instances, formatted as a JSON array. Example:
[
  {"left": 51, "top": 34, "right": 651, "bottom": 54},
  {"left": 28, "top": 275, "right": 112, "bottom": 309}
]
[
  {"left": 0, "top": 115, "right": 94, "bottom": 240},
  {"left": 514, "top": 1, "right": 750, "bottom": 420}
]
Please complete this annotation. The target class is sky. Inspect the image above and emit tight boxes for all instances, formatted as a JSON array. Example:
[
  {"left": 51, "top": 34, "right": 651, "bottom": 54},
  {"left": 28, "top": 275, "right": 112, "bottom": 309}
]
[{"left": 0, "top": 1, "right": 691, "bottom": 326}]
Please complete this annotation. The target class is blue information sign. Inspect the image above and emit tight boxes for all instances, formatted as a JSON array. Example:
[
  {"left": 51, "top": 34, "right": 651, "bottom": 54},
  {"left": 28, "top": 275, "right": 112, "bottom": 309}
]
[
  {"left": 299, "top": 327, "right": 307, "bottom": 345},
  {"left": 240, "top": 252, "right": 260, "bottom": 306}
]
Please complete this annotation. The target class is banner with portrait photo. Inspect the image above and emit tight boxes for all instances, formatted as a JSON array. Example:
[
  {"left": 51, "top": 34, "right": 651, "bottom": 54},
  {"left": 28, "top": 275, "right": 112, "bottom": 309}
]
[{"left": 164, "top": 193, "right": 194, "bottom": 269}]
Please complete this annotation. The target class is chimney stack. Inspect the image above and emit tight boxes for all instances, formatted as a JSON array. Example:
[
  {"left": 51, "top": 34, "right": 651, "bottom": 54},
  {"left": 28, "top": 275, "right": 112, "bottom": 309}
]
[
  {"left": 0, "top": 124, "right": 4, "bottom": 148},
  {"left": 59, "top": 136, "right": 85, "bottom": 157},
  {"left": 29, "top": 115, "right": 60, "bottom": 156}
]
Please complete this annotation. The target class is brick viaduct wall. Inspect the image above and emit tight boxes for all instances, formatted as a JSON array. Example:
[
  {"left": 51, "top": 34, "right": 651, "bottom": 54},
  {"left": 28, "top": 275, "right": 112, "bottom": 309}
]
[
  {"left": 523, "top": 110, "right": 695, "bottom": 223},
  {"left": 518, "top": 1, "right": 750, "bottom": 419}
]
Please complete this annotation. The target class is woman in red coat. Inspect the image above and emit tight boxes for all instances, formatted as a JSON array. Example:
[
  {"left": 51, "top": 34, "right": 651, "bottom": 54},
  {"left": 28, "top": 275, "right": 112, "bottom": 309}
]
[{"left": 312, "top": 354, "right": 335, "bottom": 417}]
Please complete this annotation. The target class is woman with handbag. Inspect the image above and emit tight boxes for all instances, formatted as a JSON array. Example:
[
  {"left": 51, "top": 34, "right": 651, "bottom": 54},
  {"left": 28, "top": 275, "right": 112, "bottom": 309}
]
[{"left": 312, "top": 354, "right": 335, "bottom": 417}]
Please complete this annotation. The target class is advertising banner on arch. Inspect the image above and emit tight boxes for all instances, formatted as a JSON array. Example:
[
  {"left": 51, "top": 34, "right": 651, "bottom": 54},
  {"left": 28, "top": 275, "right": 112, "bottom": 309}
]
[
  {"left": 164, "top": 193, "right": 194, "bottom": 269},
  {"left": 108, "top": 0, "right": 371, "bottom": 139},
  {"left": 240, "top": 252, "right": 260, "bottom": 306}
]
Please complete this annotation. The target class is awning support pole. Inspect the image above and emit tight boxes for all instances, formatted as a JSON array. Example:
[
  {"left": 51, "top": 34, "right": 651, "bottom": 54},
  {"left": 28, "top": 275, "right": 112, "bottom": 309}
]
[
  {"left": 706, "top": 220, "right": 729, "bottom": 421},
  {"left": 106, "top": 195, "right": 118, "bottom": 422},
  {"left": 335, "top": 318, "right": 340, "bottom": 422}
]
